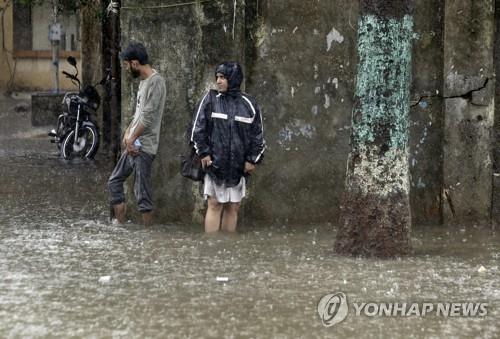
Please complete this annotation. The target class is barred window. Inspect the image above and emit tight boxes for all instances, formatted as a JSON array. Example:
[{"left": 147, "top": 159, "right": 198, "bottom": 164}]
[{"left": 13, "top": 1, "right": 80, "bottom": 56}]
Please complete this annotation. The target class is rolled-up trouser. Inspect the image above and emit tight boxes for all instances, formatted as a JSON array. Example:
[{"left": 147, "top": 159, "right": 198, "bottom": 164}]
[{"left": 108, "top": 151, "right": 155, "bottom": 213}]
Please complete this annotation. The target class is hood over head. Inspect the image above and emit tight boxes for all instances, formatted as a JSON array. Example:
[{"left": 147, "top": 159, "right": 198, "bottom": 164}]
[{"left": 215, "top": 62, "right": 243, "bottom": 96}]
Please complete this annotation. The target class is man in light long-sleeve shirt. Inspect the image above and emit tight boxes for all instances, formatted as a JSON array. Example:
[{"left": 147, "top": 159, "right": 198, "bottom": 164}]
[{"left": 108, "top": 42, "right": 166, "bottom": 226}]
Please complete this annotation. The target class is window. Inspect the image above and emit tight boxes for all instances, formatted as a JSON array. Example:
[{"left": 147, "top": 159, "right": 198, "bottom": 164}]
[{"left": 13, "top": 1, "right": 80, "bottom": 57}]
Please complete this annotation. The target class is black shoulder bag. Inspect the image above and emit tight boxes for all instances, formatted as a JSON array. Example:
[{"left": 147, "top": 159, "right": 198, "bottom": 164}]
[
  {"left": 180, "top": 92, "right": 213, "bottom": 181},
  {"left": 180, "top": 146, "right": 204, "bottom": 181}
]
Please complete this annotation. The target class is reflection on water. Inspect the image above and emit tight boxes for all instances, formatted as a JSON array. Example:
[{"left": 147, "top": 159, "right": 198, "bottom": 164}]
[{"left": 1, "top": 102, "right": 499, "bottom": 338}]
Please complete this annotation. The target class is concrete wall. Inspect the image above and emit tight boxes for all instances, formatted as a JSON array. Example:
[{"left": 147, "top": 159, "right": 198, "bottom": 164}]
[
  {"left": 241, "top": 1, "right": 356, "bottom": 224},
  {"left": 409, "top": 0, "right": 445, "bottom": 226},
  {"left": 442, "top": 0, "right": 495, "bottom": 226},
  {"left": 121, "top": 0, "right": 497, "bottom": 227},
  {"left": 493, "top": 0, "right": 500, "bottom": 228},
  {"left": 10, "top": 58, "right": 82, "bottom": 92},
  {"left": 0, "top": 2, "right": 14, "bottom": 92}
]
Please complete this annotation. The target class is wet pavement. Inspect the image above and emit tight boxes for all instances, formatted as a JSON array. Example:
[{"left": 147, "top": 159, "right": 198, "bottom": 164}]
[{"left": 1, "top": 94, "right": 499, "bottom": 338}]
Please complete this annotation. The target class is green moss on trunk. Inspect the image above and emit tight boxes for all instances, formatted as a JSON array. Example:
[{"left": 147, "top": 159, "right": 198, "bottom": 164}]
[{"left": 335, "top": 11, "right": 414, "bottom": 258}]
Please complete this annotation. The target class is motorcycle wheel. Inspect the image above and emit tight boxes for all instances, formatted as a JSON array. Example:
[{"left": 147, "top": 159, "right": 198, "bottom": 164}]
[{"left": 61, "top": 124, "right": 99, "bottom": 160}]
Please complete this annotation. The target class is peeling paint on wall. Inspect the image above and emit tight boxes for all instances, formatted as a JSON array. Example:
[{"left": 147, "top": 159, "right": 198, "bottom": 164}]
[
  {"left": 324, "top": 94, "right": 331, "bottom": 109},
  {"left": 326, "top": 27, "right": 344, "bottom": 51},
  {"left": 255, "top": 22, "right": 271, "bottom": 58},
  {"left": 278, "top": 119, "right": 317, "bottom": 148},
  {"left": 327, "top": 77, "right": 340, "bottom": 90}
]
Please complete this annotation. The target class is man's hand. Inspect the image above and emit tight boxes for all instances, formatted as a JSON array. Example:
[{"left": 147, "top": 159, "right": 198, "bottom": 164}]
[
  {"left": 201, "top": 155, "right": 212, "bottom": 169},
  {"left": 244, "top": 161, "right": 256, "bottom": 174},
  {"left": 125, "top": 137, "right": 140, "bottom": 156}
]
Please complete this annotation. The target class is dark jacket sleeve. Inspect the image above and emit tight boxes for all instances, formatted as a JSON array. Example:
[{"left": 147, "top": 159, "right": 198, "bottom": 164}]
[
  {"left": 190, "top": 91, "right": 211, "bottom": 158},
  {"left": 246, "top": 100, "right": 266, "bottom": 164}
]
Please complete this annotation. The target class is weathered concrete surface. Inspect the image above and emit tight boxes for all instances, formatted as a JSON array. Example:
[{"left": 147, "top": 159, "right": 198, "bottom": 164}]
[
  {"left": 442, "top": 0, "right": 495, "bottom": 226},
  {"left": 492, "top": 1, "right": 500, "bottom": 228},
  {"left": 241, "top": 1, "right": 356, "bottom": 224},
  {"left": 409, "top": 0, "right": 444, "bottom": 226},
  {"left": 0, "top": 1, "right": 14, "bottom": 92},
  {"left": 31, "top": 93, "right": 65, "bottom": 126},
  {"left": 119, "top": 0, "right": 497, "bottom": 227}
]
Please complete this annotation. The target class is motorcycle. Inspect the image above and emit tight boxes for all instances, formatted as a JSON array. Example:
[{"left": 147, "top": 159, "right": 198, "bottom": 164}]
[{"left": 48, "top": 56, "right": 109, "bottom": 160}]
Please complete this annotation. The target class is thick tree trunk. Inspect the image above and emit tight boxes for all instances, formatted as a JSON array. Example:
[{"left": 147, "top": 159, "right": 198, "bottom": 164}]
[{"left": 335, "top": 0, "right": 414, "bottom": 257}]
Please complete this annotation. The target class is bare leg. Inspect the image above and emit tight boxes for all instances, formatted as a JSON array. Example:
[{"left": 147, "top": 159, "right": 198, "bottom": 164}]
[
  {"left": 221, "top": 202, "right": 240, "bottom": 232},
  {"left": 143, "top": 211, "right": 154, "bottom": 227},
  {"left": 113, "top": 202, "right": 126, "bottom": 224},
  {"left": 205, "top": 197, "right": 223, "bottom": 233}
]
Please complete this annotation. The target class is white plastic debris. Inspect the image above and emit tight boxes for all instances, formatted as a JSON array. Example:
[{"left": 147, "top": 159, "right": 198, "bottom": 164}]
[
  {"left": 99, "top": 276, "right": 111, "bottom": 283},
  {"left": 478, "top": 266, "right": 487, "bottom": 273},
  {"left": 216, "top": 276, "right": 229, "bottom": 282}
]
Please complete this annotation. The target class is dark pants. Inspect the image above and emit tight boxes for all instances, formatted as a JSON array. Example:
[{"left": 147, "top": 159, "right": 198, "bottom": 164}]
[{"left": 108, "top": 151, "right": 155, "bottom": 213}]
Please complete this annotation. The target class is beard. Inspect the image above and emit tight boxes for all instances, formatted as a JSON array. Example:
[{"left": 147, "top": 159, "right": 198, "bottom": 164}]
[
  {"left": 128, "top": 65, "right": 141, "bottom": 79},
  {"left": 130, "top": 68, "right": 141, "bottom": 78}
]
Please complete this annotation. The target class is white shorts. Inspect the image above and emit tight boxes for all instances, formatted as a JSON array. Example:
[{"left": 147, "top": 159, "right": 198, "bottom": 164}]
[{"left": 203, "top": 174, "right": 246, "bottom": 203}]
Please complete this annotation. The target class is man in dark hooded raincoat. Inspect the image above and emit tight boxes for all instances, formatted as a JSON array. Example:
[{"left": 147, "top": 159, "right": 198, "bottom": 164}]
[{"left": 191, "top": 62, "right": 266, "bottom": 232}]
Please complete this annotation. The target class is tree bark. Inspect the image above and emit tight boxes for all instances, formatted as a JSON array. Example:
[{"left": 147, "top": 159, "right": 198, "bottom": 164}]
[{"left": 334, "top": 0, "right": 414, "bottom": 257}]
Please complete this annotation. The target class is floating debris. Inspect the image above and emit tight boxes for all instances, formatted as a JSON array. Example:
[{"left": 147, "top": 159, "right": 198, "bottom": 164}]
[{"left": 99, "top": 276, "right": 111, "bottom": 283}]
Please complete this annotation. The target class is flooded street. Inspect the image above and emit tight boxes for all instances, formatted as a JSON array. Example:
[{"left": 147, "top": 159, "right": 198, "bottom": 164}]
[{"left": 1, "top": 96, "right": 499, "bottom": 338}]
